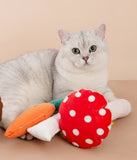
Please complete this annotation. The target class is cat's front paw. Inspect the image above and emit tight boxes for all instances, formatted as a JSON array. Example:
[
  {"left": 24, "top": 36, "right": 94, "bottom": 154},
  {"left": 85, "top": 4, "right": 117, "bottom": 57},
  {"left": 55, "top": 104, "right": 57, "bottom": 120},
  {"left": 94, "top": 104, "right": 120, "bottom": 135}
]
[
  {"left": 19, "top": 133, "right": 34, "bottom": 141},
  {"left": 103, "top": 88, "right": 116, "bottom": 102}
]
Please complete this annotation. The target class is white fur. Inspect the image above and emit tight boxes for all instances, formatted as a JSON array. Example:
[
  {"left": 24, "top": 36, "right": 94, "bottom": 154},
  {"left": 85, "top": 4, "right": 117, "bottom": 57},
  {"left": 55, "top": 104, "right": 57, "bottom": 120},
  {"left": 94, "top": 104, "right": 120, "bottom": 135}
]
[
  {"left": 0, "top": 50, "right": 57, "bottom": 128},
  {"left": 53, "top": 25, "right": 115, "bottom": 100},
  {"left": 106, "top": 99, "right": 132, "bottom": 120},
  {"left": 0, "top": 24, "right": 116, "bottom": 134}
]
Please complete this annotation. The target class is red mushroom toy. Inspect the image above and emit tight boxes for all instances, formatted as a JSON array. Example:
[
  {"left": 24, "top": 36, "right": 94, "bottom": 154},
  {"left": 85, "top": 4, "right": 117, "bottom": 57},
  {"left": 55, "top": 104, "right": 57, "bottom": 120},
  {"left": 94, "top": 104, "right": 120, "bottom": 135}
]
[{"left": 59, "top": 89, "right": 112, "bottom": 148}]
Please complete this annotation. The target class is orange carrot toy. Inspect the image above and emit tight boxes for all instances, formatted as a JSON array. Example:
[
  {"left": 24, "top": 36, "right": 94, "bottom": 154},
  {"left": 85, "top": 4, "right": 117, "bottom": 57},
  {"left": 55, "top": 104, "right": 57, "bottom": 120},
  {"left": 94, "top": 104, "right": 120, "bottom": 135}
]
[{"left": 5, "top": 103, "right": 55, "bottom": 138}]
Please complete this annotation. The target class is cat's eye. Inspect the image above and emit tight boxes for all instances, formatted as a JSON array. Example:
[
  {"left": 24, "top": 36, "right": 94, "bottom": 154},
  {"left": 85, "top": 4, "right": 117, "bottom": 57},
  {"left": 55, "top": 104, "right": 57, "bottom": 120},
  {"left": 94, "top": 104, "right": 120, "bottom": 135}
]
[
  {"left": 72, "top": 48, "right": 80, "bottom": 54},
  {"left": 89, "top": 45, "right": 97, "bottom": 52}
]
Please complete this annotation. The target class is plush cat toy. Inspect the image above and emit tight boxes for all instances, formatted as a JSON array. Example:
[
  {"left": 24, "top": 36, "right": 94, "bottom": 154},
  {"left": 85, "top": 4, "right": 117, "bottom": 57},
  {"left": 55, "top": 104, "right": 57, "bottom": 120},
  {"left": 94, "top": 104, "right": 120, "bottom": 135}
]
[{"left": 5, "top": 89, "right": 131, "bottom": 148}]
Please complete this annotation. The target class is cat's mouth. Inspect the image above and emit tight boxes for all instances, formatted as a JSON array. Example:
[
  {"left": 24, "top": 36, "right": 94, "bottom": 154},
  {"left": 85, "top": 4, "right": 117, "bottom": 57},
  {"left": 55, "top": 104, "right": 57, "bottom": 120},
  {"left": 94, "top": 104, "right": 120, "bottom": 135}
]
[
  {"left": 74, "top": 59, "right": 94, "bottom": 68},
  {"left": 83, "top": 59, "right": 90, "bottom": 66},
  {"left": 85, "top": 61, "right": 89, "bottom": 65},
  {"left": 83, "top": 59, "right": 96, "bottom": 67}
]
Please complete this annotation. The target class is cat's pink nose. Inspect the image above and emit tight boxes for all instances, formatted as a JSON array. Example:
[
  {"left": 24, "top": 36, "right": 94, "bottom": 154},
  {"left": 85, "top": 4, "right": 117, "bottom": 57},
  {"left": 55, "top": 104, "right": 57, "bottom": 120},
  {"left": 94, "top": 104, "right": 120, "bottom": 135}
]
[{"left": 82, "top": 56, "right": 89, "bottom": 61}]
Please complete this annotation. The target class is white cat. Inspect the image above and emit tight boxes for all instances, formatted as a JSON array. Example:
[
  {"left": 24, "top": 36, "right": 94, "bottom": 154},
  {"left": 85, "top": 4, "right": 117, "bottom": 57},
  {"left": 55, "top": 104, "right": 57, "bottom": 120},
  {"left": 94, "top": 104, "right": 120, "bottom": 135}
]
[
  {"left": 53, "top": 24, "right": 115, "bottom": 101},
  {"left": 0, "top": 24, "right": 116, "bottom": 140}
]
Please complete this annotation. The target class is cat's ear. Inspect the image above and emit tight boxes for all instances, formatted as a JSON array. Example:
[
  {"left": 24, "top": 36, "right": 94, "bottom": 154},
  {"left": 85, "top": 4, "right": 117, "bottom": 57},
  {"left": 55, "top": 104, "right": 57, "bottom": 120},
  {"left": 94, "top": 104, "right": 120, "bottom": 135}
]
[
  {"left": 58, "top": 30, "right": 70, "bottom": 44},
  {"left": 95, "top": 24, "right": 106, "bottom": 40}
]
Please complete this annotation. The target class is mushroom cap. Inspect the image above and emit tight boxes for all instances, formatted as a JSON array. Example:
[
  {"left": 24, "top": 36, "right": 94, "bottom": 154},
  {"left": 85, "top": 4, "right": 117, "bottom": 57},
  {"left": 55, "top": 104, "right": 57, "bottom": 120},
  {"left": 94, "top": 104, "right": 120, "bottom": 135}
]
[{"left": 59, "top": 89, "right": 112, "bottom": 148}]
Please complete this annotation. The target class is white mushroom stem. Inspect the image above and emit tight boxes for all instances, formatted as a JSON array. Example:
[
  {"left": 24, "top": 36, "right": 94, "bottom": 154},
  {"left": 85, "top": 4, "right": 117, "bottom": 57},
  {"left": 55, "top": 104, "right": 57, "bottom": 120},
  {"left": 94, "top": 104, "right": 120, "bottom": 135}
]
[
  {"left": 27, "top": 113, "right": 60, "bottom": 141},
  {"left": 27, "top": 99, "right": 131, "bottom": 141}
]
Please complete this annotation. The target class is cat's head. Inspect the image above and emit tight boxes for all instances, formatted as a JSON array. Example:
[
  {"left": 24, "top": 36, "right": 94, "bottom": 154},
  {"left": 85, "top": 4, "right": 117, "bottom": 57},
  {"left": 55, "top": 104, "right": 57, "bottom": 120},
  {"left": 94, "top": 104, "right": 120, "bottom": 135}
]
[{"left": 57, "top": 24, "right": 108, "bottom": 71}]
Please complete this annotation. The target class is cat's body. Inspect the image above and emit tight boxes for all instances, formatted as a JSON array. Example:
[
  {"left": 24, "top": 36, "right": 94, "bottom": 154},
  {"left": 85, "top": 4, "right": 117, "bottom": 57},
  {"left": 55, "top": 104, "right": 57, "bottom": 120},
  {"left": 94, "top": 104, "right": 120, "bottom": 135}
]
[
  {"left": 0, "top": 24, "right": 116, "bottom": 139},
  {"left": 0, "top": 50, "right": 57, "bottom": 129}
]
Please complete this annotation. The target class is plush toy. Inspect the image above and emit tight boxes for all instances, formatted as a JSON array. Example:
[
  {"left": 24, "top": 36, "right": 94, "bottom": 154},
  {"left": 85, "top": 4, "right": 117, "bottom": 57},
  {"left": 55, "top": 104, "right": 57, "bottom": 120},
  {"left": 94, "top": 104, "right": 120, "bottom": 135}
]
[
  {"left": 59, "top": 89, "right": 112, "bottom": 148},
  {"left": 5, "top": 89, "right": 131, "bottom": 149},
  {"left": 27, "top": 90, "right": 131, "bottom": 148},
  {"left": 5, "top": 103, "right": 55, "bottom": 138}
]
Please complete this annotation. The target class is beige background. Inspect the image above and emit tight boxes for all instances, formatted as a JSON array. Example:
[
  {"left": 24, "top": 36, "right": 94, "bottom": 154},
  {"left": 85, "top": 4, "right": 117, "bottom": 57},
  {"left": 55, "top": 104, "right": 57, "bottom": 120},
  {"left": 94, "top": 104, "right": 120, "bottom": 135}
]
[{"left": 0, "top": 0, "right": 137, "bottom": 80}]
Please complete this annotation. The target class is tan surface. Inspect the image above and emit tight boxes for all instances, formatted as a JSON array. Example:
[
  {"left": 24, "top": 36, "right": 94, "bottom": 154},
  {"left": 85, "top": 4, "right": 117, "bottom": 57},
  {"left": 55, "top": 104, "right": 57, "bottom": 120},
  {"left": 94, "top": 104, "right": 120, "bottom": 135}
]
[
  {"left": 0, "top": 0, "right": 137, "bottom": 80},
  {"left": 0, "top": 80, "right": 136, "bottom": 160}
]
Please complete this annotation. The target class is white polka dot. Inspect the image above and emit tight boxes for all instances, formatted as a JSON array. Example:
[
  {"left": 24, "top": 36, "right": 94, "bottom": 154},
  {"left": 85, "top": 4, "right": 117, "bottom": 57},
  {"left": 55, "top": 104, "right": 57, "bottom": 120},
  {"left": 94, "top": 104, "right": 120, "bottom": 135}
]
[
  {"left": 99, "top": 108, "right": 106, "bottom": 116},
  {"left": 108, "top": 124, "right": 112, "bottom": 130},
  {"left": 97, "top": 128, "right": 104, "bottom": 136},
  {"left": 88, "top": 95, "right": 95, "bottom": 102},
  {"left": 75, "top": 92, "right": 81, "bottom": 97},
  {"left": 72, "top": 142, "right": 79, "bottom": 147},
  {"left": 69, "top": 110, "right": 76, "bottom": 117},
  {"left": 62, "top": 130, "right": 66, "bottom": 136},
  {"left": 72, "top": 129, "right": 79, "bottom": 136},
  {"left": 85, "top": 139, "right": 93, "bottom": 144},
  {"left": 63, "top": 96, "right": 68, "bottom": 103},
  {"left": 58, "top": 113, "right": 61, "bottom": 119},
  {"left": 84, "top": 115, "right": 92, "bottom": 123}
]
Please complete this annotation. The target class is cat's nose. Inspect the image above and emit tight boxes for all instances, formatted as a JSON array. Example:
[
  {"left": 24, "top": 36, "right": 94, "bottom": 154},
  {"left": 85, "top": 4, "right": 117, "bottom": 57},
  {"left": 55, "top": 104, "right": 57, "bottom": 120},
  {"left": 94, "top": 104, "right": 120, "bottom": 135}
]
[{"left": 82, "top": 56, "right": 89, "bottom": 61}]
